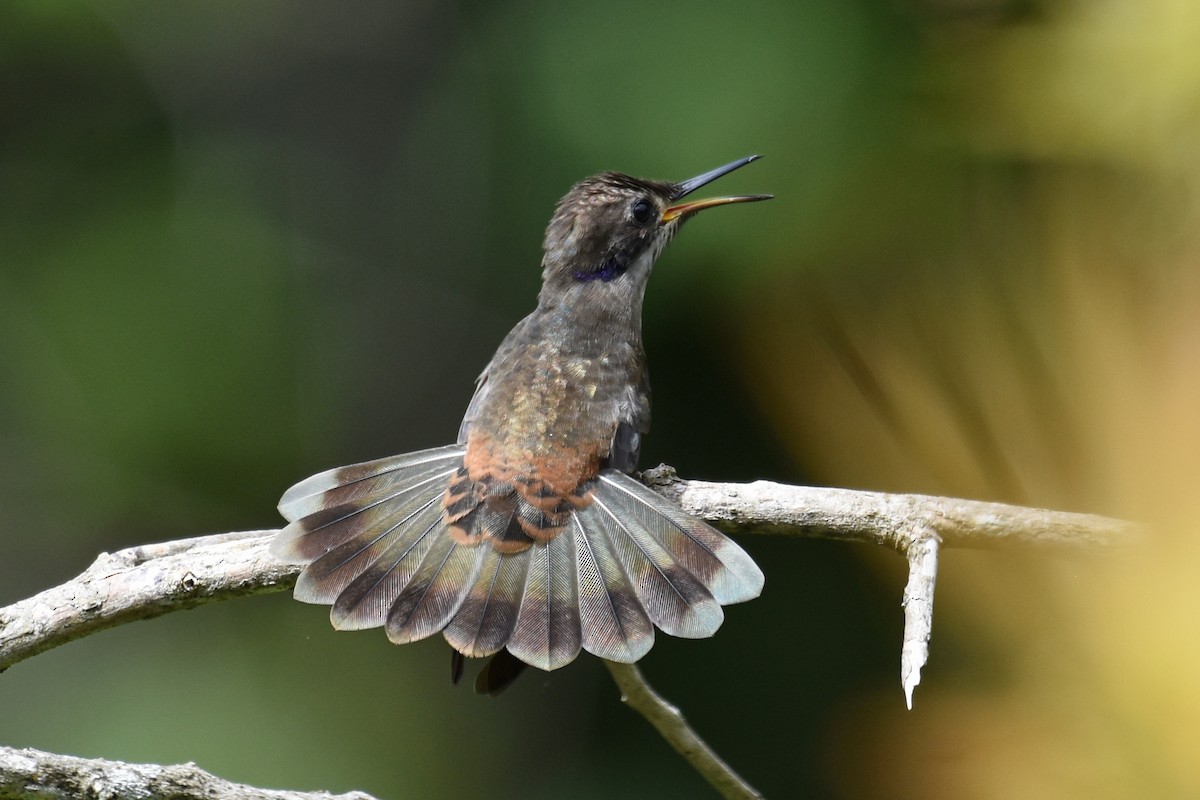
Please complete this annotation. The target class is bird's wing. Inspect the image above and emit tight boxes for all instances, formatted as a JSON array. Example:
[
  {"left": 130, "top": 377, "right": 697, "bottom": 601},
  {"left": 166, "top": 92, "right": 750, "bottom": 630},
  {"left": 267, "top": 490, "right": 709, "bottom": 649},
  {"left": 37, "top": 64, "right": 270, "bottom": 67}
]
[
  {"left": 607, "top": 361, "right": 651, "bottom": 473},
  {"left": 456, "top": 313, "right": 537, "bottom": 445},
  {"left": 456, "top": 371, "right": 488, "bottom": 446}
]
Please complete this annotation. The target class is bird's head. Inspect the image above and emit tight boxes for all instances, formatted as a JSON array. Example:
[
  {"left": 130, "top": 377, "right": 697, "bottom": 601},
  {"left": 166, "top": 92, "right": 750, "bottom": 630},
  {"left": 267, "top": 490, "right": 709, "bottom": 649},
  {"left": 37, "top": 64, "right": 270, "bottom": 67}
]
[{"left": 537, "top": 156, "right": 771, "bottom": 311}]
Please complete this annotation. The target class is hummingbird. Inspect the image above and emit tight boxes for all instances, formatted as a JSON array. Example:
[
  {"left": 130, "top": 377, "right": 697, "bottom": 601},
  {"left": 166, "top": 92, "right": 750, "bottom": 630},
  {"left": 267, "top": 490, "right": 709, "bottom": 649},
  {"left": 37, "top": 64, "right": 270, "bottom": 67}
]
[{"left": 273, "top": 155, "right": 770, "bottom": 693}]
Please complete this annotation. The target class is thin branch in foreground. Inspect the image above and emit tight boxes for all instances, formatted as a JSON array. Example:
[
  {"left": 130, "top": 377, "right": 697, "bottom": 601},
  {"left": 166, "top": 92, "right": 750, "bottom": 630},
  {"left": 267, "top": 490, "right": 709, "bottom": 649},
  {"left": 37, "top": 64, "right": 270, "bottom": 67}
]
[
  {"left": 604, "top": 661, "right": 762, "bottom": 800},
  {"left": 0, "top": 745, "right": 378, "bottom": 800}
]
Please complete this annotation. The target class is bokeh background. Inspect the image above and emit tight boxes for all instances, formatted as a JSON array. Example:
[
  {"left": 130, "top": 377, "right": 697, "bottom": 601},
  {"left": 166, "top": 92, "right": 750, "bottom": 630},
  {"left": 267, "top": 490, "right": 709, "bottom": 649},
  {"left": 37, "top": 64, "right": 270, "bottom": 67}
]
[{"left": 3, "top": 1, "right": 1200, "bottom": 797}]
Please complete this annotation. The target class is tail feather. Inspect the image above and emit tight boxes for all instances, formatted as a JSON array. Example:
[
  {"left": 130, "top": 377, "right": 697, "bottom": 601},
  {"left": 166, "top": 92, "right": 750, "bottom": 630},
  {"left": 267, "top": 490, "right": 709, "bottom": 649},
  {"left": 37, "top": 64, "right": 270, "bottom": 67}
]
[
  {"left": 443, "top": 547, "right": 529, "bottom": 657},
  {"left": 506, "top": 532, "right": 582, "bottom": 671},
  {"left": 580, "top": 495, "right": 723, "bottom": 639},
  {"left": 385, "top": 531, "right": 487, "bottom": 644},
  {"left": 278, "top": 445, "right": 464, "bottom": 522},
  {"left": 599, "top": 471, "right": 765, "bottom": 604},
  {"left": 324, "top": 494, "right": 444, "bottom": 627},
  {"left": 272, "top": 465, "right": 457, "bottom": 565},
  {"left": 573, "top": 512, "right": 655, "bottom": 663}
]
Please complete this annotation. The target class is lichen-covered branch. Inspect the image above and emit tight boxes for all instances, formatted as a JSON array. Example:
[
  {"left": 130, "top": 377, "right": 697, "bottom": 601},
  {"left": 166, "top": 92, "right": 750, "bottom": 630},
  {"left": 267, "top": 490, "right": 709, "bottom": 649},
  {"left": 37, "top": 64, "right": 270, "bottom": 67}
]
[{"left": 0, "top": 745, "right": 378, "bottom": 800}]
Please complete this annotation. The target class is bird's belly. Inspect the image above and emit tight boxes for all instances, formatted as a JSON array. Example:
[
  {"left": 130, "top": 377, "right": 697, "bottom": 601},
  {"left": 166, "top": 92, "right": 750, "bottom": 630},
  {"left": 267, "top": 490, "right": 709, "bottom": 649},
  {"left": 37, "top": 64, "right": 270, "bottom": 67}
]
[{"left": 466, "top": 348, "right": 629, "bottom": 494}]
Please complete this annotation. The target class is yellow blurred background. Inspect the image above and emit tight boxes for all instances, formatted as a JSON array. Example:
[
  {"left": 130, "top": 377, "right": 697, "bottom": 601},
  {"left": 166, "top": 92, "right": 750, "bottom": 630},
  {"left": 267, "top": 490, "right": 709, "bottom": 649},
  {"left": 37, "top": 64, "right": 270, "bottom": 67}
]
[{"left": 2, "top": 2, "right": 1199, "bottom": 797}]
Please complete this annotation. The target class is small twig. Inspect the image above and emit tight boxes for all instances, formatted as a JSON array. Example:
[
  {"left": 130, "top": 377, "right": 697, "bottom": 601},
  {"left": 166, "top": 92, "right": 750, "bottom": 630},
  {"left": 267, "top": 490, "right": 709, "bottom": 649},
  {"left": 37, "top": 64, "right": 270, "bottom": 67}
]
[
  {"left": 603, "top": 661, "right": 762, "bottom": 800},
  {"left": 0, "top": 745, "right": 378, "bottom": 800},
  {"left": 900, "top": 533, "right": 940, "bottom": 709}
]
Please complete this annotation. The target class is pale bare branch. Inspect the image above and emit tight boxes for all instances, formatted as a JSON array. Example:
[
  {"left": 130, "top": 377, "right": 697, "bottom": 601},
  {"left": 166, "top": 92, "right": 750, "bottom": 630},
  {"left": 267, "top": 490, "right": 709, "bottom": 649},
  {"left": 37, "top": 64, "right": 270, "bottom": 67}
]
[
  {"left": 0, "top": 530, "right": 292, "bottom": 673},
  {"left": 900, "top": 534, "right": 940, "bottom": 709},
  {"left": 640, "top": 465, "right": 1134, "bottom": 551},
  {"left": 0, "top": 745, "right": 378, "bottom": 800}
]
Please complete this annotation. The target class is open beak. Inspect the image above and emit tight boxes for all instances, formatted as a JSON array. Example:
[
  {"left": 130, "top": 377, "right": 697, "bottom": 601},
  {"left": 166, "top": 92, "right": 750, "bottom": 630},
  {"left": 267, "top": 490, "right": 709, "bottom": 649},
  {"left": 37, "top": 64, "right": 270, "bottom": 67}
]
[{"left": 661, "top": 155, "right": 773, "bottom": 223}]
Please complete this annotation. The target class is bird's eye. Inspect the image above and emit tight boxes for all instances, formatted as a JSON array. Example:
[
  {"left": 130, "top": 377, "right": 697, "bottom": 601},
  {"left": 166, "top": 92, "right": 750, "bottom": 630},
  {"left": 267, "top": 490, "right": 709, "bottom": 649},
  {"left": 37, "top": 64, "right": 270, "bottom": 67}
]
[{"left": 630, "top": 198, "right": 655, "bottom": 225}]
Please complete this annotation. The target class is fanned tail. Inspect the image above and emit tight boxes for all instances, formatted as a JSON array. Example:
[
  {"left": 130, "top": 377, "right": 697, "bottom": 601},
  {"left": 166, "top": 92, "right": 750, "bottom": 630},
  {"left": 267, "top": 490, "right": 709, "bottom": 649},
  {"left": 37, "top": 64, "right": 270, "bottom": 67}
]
[
  {"left": 271, "top": 446, "right": 465, "bottom": 628},
  {"left": 272, "top": 451, "right": 763, "bottom": 686}
]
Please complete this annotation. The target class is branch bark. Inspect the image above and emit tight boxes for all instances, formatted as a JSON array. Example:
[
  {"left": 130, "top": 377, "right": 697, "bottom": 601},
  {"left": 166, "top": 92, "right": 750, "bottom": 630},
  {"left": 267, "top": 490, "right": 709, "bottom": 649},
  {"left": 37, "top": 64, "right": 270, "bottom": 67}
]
[
  {"left": 0, "top": 530, "right": 292, "bottom": 673},
  {"left": 640, "top": 465, "right": 1135, "bottom": 708},
  {"left": 0, "top": 745, "right": 378, "bottom": 800},
  {"left": 0, "top": 472, "right": 1138, "bottom": 798},
  {"left": 639, "top": 466, "right": 1131, "bottom": 550}
]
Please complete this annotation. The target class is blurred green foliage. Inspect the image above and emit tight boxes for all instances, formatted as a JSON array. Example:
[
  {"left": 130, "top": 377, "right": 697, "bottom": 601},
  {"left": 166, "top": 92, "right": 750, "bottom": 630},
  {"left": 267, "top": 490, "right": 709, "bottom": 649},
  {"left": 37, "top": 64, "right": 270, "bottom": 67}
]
[
  {"left": 0, "top": 3, "right": 910, "bottom": 797},
  {"left": 5, "top": 1, "right": 1200, "bottom": 798}
]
